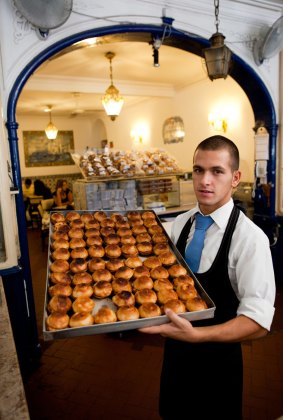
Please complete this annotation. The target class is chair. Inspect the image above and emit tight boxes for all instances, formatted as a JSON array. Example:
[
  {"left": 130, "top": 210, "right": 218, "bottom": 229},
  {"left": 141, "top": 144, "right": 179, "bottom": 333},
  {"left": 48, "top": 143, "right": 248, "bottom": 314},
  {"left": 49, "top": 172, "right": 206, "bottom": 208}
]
[
  {"left": 29, "top": 195, "right": 44, "bottom": 228},
  {"left": 38, "top": 198, "right": 54, "bottom": 251}
]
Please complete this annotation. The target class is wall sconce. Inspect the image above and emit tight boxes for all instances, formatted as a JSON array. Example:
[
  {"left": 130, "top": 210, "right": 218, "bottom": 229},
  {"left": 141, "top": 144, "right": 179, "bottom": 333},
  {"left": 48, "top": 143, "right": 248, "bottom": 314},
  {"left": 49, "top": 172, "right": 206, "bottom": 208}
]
[
  {"left": 45, "top": 105, "right": 58, "bottom": 140},
  {"left": 130, "top": 123, "right": 149, "bottom": 145},
  {"left": 130, "top": 129, "right": 143, "bottom": 144},
  {"left": 208, "top": 112, "right": 228, "bottom": 132}
]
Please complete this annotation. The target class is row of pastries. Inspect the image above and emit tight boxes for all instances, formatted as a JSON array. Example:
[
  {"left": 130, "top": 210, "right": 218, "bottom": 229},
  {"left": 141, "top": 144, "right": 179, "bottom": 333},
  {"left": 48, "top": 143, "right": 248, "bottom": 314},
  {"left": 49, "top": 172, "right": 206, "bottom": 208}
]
[{"left": 45, "top": 210, "right": 208, "bottom": 332}]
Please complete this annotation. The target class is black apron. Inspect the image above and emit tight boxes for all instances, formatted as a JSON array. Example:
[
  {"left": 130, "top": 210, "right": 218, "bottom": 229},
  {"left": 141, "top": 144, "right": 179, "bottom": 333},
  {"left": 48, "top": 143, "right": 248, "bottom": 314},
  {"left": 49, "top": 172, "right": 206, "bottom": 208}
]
[{"left": 159, "top": 206, "right": 243, "bottom": 420}]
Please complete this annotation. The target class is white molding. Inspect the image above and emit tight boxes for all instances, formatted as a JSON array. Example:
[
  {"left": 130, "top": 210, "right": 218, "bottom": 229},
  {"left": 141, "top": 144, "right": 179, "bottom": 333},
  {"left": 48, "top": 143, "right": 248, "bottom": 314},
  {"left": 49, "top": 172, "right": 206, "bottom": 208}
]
[{"left": 25, "top": 74, "right": 176, "bottom": 97}]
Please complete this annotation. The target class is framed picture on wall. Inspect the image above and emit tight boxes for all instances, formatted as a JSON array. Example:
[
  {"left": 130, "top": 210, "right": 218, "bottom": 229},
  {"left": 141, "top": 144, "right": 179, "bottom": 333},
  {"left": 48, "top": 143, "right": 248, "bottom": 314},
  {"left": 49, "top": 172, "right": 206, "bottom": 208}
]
[{"left": 23, "top": 130, "right": 75, "bottom": 167}]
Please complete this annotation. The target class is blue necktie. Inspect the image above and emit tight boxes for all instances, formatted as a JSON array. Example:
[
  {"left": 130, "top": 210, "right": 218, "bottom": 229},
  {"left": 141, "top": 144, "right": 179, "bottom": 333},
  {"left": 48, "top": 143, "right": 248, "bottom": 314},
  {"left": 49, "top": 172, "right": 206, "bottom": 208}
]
[{"left": 185, "top": 213, "right": 214, "bottom": 273}]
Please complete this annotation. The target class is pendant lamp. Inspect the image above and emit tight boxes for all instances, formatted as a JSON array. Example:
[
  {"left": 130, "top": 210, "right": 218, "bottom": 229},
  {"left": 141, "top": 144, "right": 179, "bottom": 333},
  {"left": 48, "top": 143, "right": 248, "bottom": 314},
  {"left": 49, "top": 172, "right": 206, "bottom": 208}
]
[
  {"left": 102, "top": 52, "right": 124, "bottom": 121},
  {"left": 204, "top": 0, "right": 232, "bottom": 80},
  {"left": 45, "top": 106, "right": 58, "bottom": 140}
]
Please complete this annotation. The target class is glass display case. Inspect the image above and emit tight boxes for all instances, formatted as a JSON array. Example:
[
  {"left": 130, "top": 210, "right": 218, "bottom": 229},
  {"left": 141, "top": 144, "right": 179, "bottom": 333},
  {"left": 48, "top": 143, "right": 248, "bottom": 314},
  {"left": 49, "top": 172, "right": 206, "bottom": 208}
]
[{"left": 73, "top": 174, "right": 181, "bottom": 211}]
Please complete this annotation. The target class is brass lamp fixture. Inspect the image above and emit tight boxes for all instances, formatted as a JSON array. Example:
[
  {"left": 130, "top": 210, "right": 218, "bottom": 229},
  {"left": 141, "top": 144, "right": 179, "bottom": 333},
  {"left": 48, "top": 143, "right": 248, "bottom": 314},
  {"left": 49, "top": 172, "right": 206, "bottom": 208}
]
[
  {"left": 102, "top": 52, "right": 124, "bottom": 121},
  {"left": 204, "top": 0, "right": 232, "bottom": 80},
  {"left": 45, "top": 106, "right": 58, "bottom": 140}
]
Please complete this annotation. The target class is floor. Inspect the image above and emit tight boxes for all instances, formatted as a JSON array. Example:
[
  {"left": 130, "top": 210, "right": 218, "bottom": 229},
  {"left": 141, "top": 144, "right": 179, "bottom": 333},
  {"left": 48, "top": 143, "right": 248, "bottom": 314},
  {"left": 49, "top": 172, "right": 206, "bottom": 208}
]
[{"left": 23, "top": 228, "right": 283, "bottom": 420}]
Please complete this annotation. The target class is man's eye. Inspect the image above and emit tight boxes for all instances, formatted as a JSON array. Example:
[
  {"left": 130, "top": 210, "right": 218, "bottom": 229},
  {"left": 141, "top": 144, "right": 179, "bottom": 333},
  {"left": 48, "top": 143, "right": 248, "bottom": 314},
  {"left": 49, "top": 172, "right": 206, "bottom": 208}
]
[{"left": 193, "top": 168, "right": 201, "bottom": 173}]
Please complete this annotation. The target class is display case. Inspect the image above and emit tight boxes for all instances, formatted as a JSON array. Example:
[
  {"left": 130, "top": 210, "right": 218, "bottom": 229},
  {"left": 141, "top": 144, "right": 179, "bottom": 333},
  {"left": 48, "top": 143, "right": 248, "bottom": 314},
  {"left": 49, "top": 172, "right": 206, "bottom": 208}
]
[
  {"left": 136, "top": 176, "right": 180, "bottom": 209},
  {"left": 73, "top": 174, "right": 181, "bottom": 211}
]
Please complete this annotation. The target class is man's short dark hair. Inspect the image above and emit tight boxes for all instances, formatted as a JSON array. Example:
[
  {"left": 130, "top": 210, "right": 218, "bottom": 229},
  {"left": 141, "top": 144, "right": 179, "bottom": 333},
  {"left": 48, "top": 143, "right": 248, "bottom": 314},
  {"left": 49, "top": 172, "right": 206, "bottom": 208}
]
[{"left": 194, "top": 135, "right": 240, "bottom": 171}]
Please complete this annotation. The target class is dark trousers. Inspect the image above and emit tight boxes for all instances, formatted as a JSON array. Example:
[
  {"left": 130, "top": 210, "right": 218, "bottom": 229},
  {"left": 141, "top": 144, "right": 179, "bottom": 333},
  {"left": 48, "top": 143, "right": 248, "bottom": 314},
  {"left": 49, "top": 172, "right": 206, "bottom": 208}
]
[{"left": 159, "top": 338, "right": 243, "bottom": 420}]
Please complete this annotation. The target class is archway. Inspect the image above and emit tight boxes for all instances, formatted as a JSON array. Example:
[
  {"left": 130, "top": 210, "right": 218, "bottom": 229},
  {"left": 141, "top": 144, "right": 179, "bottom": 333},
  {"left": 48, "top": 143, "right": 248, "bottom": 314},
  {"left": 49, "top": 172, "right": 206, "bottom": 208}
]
[{"left": 3, "top": 22, "right": 278, "bottom": 376}]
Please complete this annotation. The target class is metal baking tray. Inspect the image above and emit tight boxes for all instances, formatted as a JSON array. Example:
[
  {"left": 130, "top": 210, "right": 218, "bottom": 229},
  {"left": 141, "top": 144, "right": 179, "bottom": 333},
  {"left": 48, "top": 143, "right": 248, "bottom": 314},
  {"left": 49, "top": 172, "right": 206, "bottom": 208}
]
[{"left": 43, "top": 210, "right": 215, "bottom": 341}]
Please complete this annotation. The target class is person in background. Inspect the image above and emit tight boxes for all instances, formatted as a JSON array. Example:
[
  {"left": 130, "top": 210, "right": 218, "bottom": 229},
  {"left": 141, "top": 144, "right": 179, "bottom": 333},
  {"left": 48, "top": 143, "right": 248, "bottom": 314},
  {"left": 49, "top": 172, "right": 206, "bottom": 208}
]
[
  {"left": 140, "top": 135, "right": 276, "bottom": 420},
  {"left": 22, "top": 178, "right": 35, "bottom": 223},
  {"left": 22, "top": 178, "right": 34, "bottom": 198},
  {"left": 34, "top": 179, "right": 53, "bottom": 199},
  {"left": 53, "top": 179, "right": 74, "bottom": 209}
]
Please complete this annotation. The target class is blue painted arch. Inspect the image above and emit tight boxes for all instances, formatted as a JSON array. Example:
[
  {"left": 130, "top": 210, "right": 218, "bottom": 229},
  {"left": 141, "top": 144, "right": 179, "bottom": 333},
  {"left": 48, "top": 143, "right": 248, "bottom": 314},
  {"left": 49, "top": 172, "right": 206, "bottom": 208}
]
[{"left": 6, "top": 23, "right": 278, "bottom": 267}]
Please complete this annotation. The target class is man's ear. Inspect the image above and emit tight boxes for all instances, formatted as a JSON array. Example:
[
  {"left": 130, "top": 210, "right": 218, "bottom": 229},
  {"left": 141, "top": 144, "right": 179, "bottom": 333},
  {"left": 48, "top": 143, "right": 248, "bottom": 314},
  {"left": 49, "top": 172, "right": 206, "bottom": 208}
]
[{"left": 232, "top": 170, "right": 241, "bottom": 188}]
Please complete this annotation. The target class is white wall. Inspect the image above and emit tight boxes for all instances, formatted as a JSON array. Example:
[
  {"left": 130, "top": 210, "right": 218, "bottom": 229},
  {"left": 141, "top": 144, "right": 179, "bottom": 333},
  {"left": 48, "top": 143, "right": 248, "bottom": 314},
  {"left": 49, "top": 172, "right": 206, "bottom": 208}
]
[{"left": 17, "top": 114, "right": 92, "bottom": 177}]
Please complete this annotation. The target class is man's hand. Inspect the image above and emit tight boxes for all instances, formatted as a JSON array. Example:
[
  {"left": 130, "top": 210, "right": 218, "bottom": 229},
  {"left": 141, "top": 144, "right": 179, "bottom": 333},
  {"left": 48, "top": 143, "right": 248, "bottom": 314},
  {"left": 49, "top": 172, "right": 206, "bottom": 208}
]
[
  {"left": 140, "top": 311, "right": 267, "bottom": 344},
  {"left": 139, "top": 309, "right": 201, "bottom": 342}
]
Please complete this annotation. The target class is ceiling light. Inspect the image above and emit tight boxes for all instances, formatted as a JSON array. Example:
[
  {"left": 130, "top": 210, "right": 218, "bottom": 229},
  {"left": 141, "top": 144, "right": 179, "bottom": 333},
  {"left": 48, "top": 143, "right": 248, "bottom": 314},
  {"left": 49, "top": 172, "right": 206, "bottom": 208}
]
[
  {"left": 45, "top": 106, "right": 58, "bottom": 140},
  {"left": 153, "top": 46, "right": 160, "bottom": 67},
  {"left": 203, "top": 0, "right": 232, "bottom": 80},
  {"left": 102, "top": 52, "right": 124, "bottom": 121}
]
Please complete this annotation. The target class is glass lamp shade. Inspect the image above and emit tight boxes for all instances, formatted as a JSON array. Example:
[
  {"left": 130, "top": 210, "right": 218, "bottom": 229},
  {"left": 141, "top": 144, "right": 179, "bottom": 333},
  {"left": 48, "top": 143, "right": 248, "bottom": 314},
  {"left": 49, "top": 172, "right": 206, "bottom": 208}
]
[
  {"left": 204, "top": 32, "right": 232, "bottom": 80},
  {"left": 102, "top": 84, "right": 124, "bottom": 121},
  {"left": 45, "top": 121, "right": 58, "bottom": 140}
]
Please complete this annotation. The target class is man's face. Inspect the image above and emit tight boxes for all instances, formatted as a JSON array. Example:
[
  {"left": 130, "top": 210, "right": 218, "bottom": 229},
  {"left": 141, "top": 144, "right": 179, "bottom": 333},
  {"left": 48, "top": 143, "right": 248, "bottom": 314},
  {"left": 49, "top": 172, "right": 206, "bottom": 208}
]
[{"left": 192, "top": 148, "right": 241, "bottom": 214}]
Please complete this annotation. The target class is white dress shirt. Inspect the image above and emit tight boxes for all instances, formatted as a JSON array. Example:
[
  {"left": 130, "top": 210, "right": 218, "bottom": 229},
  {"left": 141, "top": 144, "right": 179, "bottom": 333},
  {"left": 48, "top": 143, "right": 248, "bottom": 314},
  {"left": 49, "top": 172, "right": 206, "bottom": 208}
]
[{"left": 171, "top": 199, "right": 276, "bottom": 331}]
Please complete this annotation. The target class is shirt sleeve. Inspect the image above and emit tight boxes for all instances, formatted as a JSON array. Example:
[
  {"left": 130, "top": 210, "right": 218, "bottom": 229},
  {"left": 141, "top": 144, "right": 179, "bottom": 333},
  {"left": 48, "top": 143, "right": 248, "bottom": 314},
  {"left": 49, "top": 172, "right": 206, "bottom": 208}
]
[{"left": 230, "top": 216, "right": 276, "bottom": 331}]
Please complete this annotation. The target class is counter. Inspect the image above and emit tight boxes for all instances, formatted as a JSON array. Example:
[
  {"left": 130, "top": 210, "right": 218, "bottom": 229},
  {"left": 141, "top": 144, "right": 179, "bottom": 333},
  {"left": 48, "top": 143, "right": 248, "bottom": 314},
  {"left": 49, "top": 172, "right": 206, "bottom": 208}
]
[{"left": 0, "top": 277, "right": 30, "bottom": 420}]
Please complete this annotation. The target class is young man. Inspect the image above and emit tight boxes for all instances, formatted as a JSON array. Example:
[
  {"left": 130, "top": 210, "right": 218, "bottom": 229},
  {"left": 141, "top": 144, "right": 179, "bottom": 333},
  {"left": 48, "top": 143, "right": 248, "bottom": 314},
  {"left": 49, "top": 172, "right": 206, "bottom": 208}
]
[{"left": 140, "top": 135, "right": 275, "bottom": 419}]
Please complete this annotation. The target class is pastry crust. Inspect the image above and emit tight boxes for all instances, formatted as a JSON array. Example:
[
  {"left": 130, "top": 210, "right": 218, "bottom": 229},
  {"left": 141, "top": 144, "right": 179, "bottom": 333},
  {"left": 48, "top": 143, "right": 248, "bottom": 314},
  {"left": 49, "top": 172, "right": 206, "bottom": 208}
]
[
  {"left": 139, "top": 302, "right": 161, "bottom": 318},
  {"left": 124, "top": 256, "right": 143, "bottom": 269},
  {"left": 132, "top": 276, "right": 154, "bottom": 291},
  {"left": 112, "top": 291, "right": 135, "bottom": 307},
  {"left": 46, "top": 312, "right": 69, "bottom": 330},
  {"left": 143, "top": 256, "right": 162, "bottom": 269},
  {"left": 50, "top": 259, "right": 70, "bottom": 273},
  {"left": 72, "top": 284, "right": 93, "bottom": 299},
  {"left": 69, "top": 258, "right": 88, "bottom": 273},
  {"left": 117, "top": 305, "right": 139, "bottom": 321},
  {"left": 88, "top": 257, "right": 106, "bottom": 272},
  {"left": 69, "top": 238, "right": 86, "bottom": 249},
  {"left": 72, "top": 296, "right": 95, "bottom": 313},
  {"left": 106, "top": 258, "right": 125, "bottom": 272},
  {"left": 92, "top": 269, "right": 112, "bottom": 282},
  {"left": 157, "top": 288, "right": 178, "bottom": 305},
  {"left": 48, "top": 295, "right": 72, "bottom": 313},
  {"left": 163, "top": 299, "right": 186, "bottom": 314},
  {"left": 112, "top": 278, "right": 132, "bottom": 294},
  {"left": 50, "top": 212, "right": 65, "bottom": 224},
  {"left": 93, "top": 281, "right": 113, "bottom": 298},
  {"left": 94, "top": 307, "right": 117, "bottom": 324},
  {"left": 72, "top": 272, "right": 93, "bottom": 285},
  {"left": 135, "top": 288, "right": 157, "bottom": 305},
  {"left": 48, "top": 283, "right": 72, "bottom": 297},
  {"left": 51, "top": 248, "right": 70, "bottom": 261},
  {"left": 70, "top": 247, "right": 88, "bottom": 259},
  {"left": 69, "top": 312, "right": 94, "bottom": 327},
  {"left": 185, "top": 297, "right": 208, "bottom": 312}
]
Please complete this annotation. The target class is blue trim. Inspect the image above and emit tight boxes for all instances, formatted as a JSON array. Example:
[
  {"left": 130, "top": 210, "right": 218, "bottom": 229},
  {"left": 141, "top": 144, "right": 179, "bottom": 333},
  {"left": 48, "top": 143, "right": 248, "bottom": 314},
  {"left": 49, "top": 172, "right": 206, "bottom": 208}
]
[
  {"left": 228, "top": 54, "right": 277, "bottom": 217},
  {"left": 0, "top": 265, "right": 22, "bottom": 276}
]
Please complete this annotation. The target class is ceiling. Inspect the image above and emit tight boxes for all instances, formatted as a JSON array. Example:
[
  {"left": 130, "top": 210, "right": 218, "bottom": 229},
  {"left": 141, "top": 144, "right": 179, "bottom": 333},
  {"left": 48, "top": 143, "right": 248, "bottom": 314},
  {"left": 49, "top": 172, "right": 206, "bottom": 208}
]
[
  {"left": 16, "top": 0, "right": 283, "bottom": 118},
  {"left": 17, "top": 39, "right": 205, "bottom": 118}
]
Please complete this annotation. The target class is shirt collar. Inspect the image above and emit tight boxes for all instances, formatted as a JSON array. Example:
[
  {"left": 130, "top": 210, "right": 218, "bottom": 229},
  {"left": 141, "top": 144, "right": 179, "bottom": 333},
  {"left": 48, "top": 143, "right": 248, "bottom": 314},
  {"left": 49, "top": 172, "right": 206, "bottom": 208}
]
[{"left": 195, "top": 198, "right": 234, "bottom": 229}]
